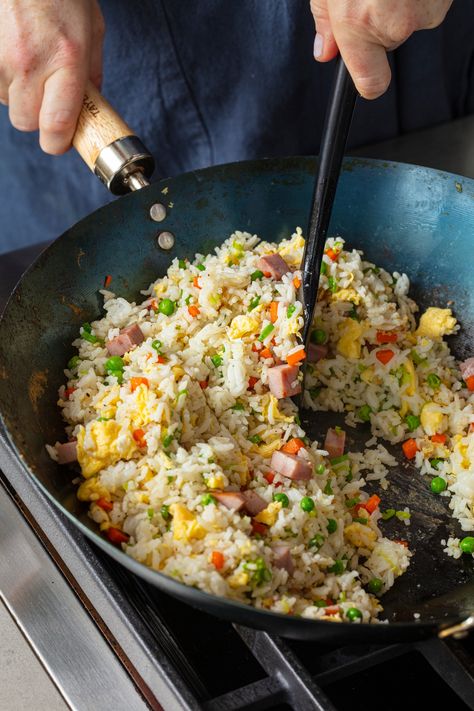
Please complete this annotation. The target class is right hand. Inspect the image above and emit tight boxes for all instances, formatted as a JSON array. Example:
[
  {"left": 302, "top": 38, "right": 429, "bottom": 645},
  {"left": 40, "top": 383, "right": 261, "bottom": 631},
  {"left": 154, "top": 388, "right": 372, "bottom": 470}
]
[{"left": 0, "top": 0, "right": 105, "bottom": 154}]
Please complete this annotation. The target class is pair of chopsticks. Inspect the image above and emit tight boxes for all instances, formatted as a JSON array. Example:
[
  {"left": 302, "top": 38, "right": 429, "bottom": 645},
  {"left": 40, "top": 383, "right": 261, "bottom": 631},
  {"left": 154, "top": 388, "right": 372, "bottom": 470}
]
[{"left": 300, "top": 58, "right": 357, "bottom": 400}]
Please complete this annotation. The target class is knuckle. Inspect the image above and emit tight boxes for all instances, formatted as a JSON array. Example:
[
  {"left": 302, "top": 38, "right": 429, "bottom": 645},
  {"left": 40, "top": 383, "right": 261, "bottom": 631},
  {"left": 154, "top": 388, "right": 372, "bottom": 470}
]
[
  {"left": 41, "top": 110, "right": 76, "bottom": 133},
  {"left": 310, "top": 0, "right": 329, "bottom": 21},
  {"left": 54, "top": 36, "right": 84, "bottom": 67},
  {"left": 10, "top": 43, "right": 38, "bottom": 75},
  {"left": 385, "top": 17, "right": 417, "bottom": 45}
]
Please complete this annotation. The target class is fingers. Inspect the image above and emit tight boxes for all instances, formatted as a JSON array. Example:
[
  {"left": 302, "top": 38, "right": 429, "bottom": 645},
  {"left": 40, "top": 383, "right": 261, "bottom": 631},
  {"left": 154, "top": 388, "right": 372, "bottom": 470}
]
[
  {"left": 8, "top": 77, "right": 43, "bottom": 131},
  {"left": 333, "top": 28, "right": 391, "bottom": 99},
  {"left": 39, "top": 66, "right": 87, "bottom": 154},
  {"left": 310, "top": 0, "right": 338, "bottom": 62}
]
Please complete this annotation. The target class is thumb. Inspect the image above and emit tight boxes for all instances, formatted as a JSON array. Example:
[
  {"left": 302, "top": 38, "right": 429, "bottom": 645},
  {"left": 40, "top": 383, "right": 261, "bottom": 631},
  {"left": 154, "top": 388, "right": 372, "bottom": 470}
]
[
  {"left": 333, "top": 28, "right": 391, "bottom": 99},
  {"left": 310, "top": 0, "right": 338, "bottom": 62}
]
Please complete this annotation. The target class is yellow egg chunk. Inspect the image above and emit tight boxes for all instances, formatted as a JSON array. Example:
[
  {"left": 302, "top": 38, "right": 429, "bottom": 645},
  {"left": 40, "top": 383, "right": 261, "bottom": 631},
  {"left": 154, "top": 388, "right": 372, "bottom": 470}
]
[
  {"left": 399, "top": 358, "right": 418, "bottom": 417},
  {"left": 337, "top": 318, "right": 364, "bottom": 359},
  {"left": 278, "top": 231, "right": 305, "bottom": 266},
  {"left": 206, "top": 474, "right": 225, "bottom": 489},
  {"left": 254, "top": 501, "right": 282, "bottom": 526},
  {"left": 331, "top": 288, "right": 361, "bottom": 305},
  {"left": 77, "top": 477, "right": 109, "bottom": 501},
  {"left": 415, "top": 307, "right": 457, "bottom": 339},
  {"left": 420, "top": 402, "right": 447, "bottom": 436},
  {"left": 344, "top": 522, "right": 377, "bottom": 550},
  {"left": 170, "top": 504, "right": 206, "bottom": 542},
  {"left": 262, "top": 393, "right": 294, "bottom": 424},
  {"left": 255, "top": 439, "right": 282, "bottom": 458},
  {"left": 77, "top": 420, "right": 138, "bottom": 478},
  {"left": 228, "top": 571, "right": 250, "bottom": 588},
  {"left": 228, "top": 315, "right": 259, "bottom": 340}
]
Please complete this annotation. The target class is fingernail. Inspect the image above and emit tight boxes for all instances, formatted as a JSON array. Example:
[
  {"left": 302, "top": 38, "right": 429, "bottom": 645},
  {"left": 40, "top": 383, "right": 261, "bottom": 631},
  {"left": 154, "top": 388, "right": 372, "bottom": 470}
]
[{"left": 314, "top": 33, "right": 324, "bottom": 59}]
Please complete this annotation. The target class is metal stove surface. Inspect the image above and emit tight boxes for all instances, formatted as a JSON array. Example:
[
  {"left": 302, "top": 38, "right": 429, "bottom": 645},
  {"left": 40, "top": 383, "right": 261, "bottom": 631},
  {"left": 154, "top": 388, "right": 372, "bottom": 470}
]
[{"left": 3, "top": 118, "right": 474, "bottom": 710}]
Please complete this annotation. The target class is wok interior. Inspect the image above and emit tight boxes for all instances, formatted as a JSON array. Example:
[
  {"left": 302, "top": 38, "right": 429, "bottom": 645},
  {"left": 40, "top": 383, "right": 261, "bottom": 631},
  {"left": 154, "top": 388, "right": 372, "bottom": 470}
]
[{"left": 1, "top": 156, "right": 474, "bottom": 627}]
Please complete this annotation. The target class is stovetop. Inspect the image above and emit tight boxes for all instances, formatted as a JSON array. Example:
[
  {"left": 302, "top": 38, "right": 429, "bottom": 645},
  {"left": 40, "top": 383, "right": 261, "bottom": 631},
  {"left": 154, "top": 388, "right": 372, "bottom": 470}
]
[{"left": 3, "top": 119, "right": 474, "bottom": 710}]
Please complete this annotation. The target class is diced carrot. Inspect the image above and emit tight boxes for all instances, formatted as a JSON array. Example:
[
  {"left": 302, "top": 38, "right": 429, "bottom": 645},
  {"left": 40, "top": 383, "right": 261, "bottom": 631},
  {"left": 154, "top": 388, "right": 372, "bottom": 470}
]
[
  {"left": 248, "top": 376, "right": 258, "bottom": 389},
  {"left": 325, "top": 248, "right": 339, "bottom": 262},
  {"left": 148, "top": 298, "right": 158, "bottom": 311},
  {"left": 131, "top": 377, "right": 149, "bottom": 392},
  {"left": 293, "top": 276, "right": 301, "bottom": 289},
  {"left": 104, "top": 274, "right": 112, "bottom": 288},
  {"left": 394, "top": 539, "right": 409, "bottom": 548},
  {"left": 199, "top": 380, "right": 208, "bottom": 389},
  {"left": 402, "top": 438, "right": 418, "bottom": 460},
  {"left": 251, "top": 520, "right": 268, "bottom": 536},
  {"left": 188, "top": 304, "right": 200, "bottom": 317},
  {"left": 363, "top": 494, "right": 381, "bottom": 514},
  {"left": 270, "top": 301, "right": 279, "bottom": 323},
  {"left": 252, "top": 343, "right": 260, "bottom": 352},
  {"left": 281, "top": 437, "right": 305, "bottom": 455},
  {"left": 157, "top": 355, "right": 167, "bottom": 364},
  {"left": 470, "top": 423, "right": 474, "bottom": 433},
  {"left": 375, "top": 349, "right": 394, "bottom": 365},
  {"left": 263, "top": 471, "right": 275, "bottom": 484},
  {"left": 286, "top": 348, "right": 306, "bottom": 366},
  {"left": 106, "top": 527, "right": 129, "bottom": 545},
  {"left": 431, "top": 433, "right": 447, "bottom": 444},
  {"left": 64, "top": 387, "right": 76, "bottom": 400},
  {"left": 263, "top": 271, "right": 272, "bottom": 278},
  {"left": 97, "top": 497, "right": 113, "bottom": 512},
  {"left": 211, "top": 551, "right": 225, "bottom": 569},
  {"left": 324, "top": 605, "right": 341, "bottom": 616},
  {"left": 260, "top": 347, "right": 272, "bottom": 359},
  {"left": 193, "top": 276, "right": 201, "bottom": 289},
  {"left": 376, "top": 330, "right": 398, "bottom": 344},
  {"left": 132, "top": 428, "right": 146, "bottom": 446},
  {"left": 466, "top": 375, "right": 474, "bottom": 392}
]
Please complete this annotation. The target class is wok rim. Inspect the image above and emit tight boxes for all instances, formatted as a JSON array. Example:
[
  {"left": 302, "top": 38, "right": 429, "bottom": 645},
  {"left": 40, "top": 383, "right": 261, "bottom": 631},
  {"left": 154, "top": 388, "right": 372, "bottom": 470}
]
[{"left": 1, "top": 154, "right": 473, "bottom": 637}]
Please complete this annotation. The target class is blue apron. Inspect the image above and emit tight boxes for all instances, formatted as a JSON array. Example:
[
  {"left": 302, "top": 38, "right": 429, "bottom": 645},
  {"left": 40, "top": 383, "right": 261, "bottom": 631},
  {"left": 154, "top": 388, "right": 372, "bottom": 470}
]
[{"left": 0, "top": 0, "right": 473, "bottom": 254}]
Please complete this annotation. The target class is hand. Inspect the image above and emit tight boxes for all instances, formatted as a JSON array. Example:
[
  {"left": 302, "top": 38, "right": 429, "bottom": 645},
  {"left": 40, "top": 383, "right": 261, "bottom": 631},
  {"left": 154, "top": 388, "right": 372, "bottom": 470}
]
[
  {"left": 310, "top": 0, "right": 453, "bottom": 99},
  {"left": 0, "top": 0, "right": 105, "bottom": 154}
]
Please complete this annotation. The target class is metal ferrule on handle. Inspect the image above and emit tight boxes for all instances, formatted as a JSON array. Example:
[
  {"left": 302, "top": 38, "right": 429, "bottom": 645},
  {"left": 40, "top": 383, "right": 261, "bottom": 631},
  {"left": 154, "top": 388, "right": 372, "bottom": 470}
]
[{"left": 94, "top": 135, "right": 154, "bottom": 194}]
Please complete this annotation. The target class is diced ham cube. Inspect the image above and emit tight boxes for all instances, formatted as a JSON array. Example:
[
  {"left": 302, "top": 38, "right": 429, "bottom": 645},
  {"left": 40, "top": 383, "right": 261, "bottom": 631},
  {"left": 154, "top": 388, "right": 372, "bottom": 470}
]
[
  {"left": 267, "top": 364, "right": 301, "bottom": 399},
  {"left": 324, "top": 427, "right": 346, "bottom": 458},
  {"left": 460, "top": 358, "right": 474, "bottom": 380},
  {"left": 272, "top": 544, "right": 295, "bottom": 575},
  {"left": 106, "top": 323, "right": 144, "bottom": 356},
  {"left": 257, "top": 253, "right": 291, "bottom": 280},
  {"left": 241, "top": 490, "right": 267, "bottom": 516},
  {"left": 307, "top": 343, "right": 328, "bottom": 363},
  {"left": 270, "top": 451, "right": 312, "bottom": 480},
  {"left": 212, "top": 491, "right": 246, "bottom": 511},
  {"left": 56, "top": 440, "right": 77, "bottom": 464}
]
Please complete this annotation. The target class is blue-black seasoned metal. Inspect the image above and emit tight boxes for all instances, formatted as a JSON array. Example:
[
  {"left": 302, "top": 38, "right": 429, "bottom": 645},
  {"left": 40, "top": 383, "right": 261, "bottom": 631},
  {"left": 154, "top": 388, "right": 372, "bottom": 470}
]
[{"left": 1, "top": 156, "right": 474, "bottom": 642}]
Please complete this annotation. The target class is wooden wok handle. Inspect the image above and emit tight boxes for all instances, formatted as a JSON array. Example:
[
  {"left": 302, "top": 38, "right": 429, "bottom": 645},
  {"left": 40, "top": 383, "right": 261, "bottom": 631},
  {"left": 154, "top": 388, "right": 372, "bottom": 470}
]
[{"left": 72, "top": 81, "right": 154, "bottom": 194}]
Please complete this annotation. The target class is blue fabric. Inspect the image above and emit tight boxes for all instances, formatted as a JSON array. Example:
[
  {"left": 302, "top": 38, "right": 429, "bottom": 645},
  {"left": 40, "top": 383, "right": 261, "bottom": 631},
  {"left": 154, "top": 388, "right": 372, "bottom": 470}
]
[{"left": 0, "top": 0, "right": 473, "bottom": 254}]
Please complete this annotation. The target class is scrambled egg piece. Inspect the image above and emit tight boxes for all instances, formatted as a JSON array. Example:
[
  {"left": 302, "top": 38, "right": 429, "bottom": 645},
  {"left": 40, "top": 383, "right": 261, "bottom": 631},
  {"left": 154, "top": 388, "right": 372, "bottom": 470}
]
[
  {"left": 416, "top": 307, "right": 456, "bottom": 339},
  {"left": 206, "top": 474, "right": 225, "bottom": 489},
  {"left": 331, "top": 288, "right": 361, "bottom": 305},
  {"left": 262, "top": 394, "right": 294, "bottom": 424},
  {"left": 337, "top": 318, "right": 364, "bottom": 359},
  {"left": 77, "top": 420, "right": 137, "bottom": 478},
  {"left": 278, "top": 231, "right": 305, "bottom": 267},
  {"left": 170, "top": 504, "right": 206, "bottom": 542},
  {"left": 94, "top": 385, "right": 121, "bottom": 420},
  {"left": 254, "top": 501, "right": 282, "bottom": 526},
  {"left": 399, "top": 358, "right": 418, "bottom": 417},
  {"left": 228, "top": 571, "right": 250, "bottom": 588},
  {"left": 420, "top": 402, "right": 447, "bottom": 436},
  {"left": 254, "top": 439, "right": 282, "bottom": 458},
  {"left": 131, "top": 384, "right": 151, "bottom": 428},
  {"left": 77, "top": 476, "right": 109, "bottom": 501},
  {"left": 229, "top": 315, "right": 259, "bottom": 340},
  {"left": 360, "top": 366, "right": 374, "bottom": 384},
  {"left": 344, "top": 522, "right": 377, "bottom": 549},
  {"left": 172, "top": 365, "right": 185, "bottom": 379}
]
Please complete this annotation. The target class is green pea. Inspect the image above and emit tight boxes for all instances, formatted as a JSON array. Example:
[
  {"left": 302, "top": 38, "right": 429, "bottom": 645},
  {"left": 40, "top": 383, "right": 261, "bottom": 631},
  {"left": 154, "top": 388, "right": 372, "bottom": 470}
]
[
  {"left": 316, "top": 463, "right": 325, "bottom": 475},
  {"left": 201, "top": 494, "right": 216, "bottom": 506},
  {"left": 300, "top": 496, "right": 315, "bottom": 513},
  {"left": 162, "top": 434, "right": 174, "bottom": 449},
  {"left": 250, "top": 270, "right": 264, "bottom": 281},
  {"left": 323, "top": 481, "right": 333, "bottom": 495},
  {"left": 105, "top": 356, "right": 125, "bottom": 373},
  {"left": 308, "top": 534, "right": 325, "bottom": 549},
  {"left": 67, "top": 355, "right": 81, "bottom": 370},
  {"left": 460, "top": 537, "right": 474, "bottom": 554},
  {"left": 158, "top": 298, "right": 175, "bottom": 316},
  {"left": 249, "top": 434, "right": 262, "bottom": 444},
  {"left": 329, "top": 559, "right": 344, "bottom": 575},
  {"left": 160, "top": 504, "right": 171, "bottom": 520},
  {"left": 405, "top": 414, "right": 420, "bottom": 432},
  {"left": 196, "top": 263, "right": 205, "bottom": 271},
  {"left": 107, "top": 369, "right": 123, "bottom": 384},
  {"left": 310, "top": 329, "right": 327, "bottom": 345},
  {"left": 358, "top": 404, "right": 372, "bottom": 422},
  {"left": 273, "top": 493, "right": 289, "bottom": 508},
  {"left": 211, "top": 354, "right": 223, "bottom": 367},
  {"left": 367, "top": 578, "right": 383, "bottom": 595},
  {"left": 430, "top": 459, "right": 443, "bottom": 471},
  {"left": 431, "top": 476, "right": 447, "bottom": 494},
  {"left": 287, "top": 304, "right": 296, "bottom": 318},
  {"left": 346, "top": 607, "right": 363, "bottom": 622},
  {"left": 152, "top": 340, "right": 162, "bottom": 352},
  {"left": 427, "top": 373, "right": 441, "bottom": 389},
  {"left": 327, "top": 519, "right": 337, "bottom": 534}
]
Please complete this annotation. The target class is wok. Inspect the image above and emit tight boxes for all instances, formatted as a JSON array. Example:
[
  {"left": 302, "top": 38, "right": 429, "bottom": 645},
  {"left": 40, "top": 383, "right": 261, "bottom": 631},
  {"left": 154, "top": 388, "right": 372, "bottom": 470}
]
[{"left": 1, "top": 85, "right": 474, "bottom": 643}]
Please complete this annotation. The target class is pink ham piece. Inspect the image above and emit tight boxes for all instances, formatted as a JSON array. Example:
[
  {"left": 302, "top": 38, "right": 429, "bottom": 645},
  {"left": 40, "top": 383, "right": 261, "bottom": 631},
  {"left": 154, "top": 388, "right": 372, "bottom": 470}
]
[
  {"left": 241, "top": 490, "right": 267, "bottom": 516},
  {"left": 267, "top": 364, "right": 301, "bottom": 399},
  {"left": 272, "top": 544, "right": 295, "bottom": 575},
  {"left": 270, "top": 450, "right": 312, "bottom": 480},
  {"left": 307, "top": 343, "right": 328, "bottom": 363},
  {"left": 460, "top": 358, "right": 474, "bottom": 381},
  {"left": 324, "top": 427, "right": 346, "bottom": 458},
  {"left": 212, "top": 491, "right": 246, "bottom": 511},
  {"left": 257, "top": 253, "right": 291, "bottom": 280},
  {"left": 106, "top": 323, "right": 144, "bottom": 357},
  {"left": 56, "top": 440, "right": 77, "bottom": 464}
]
